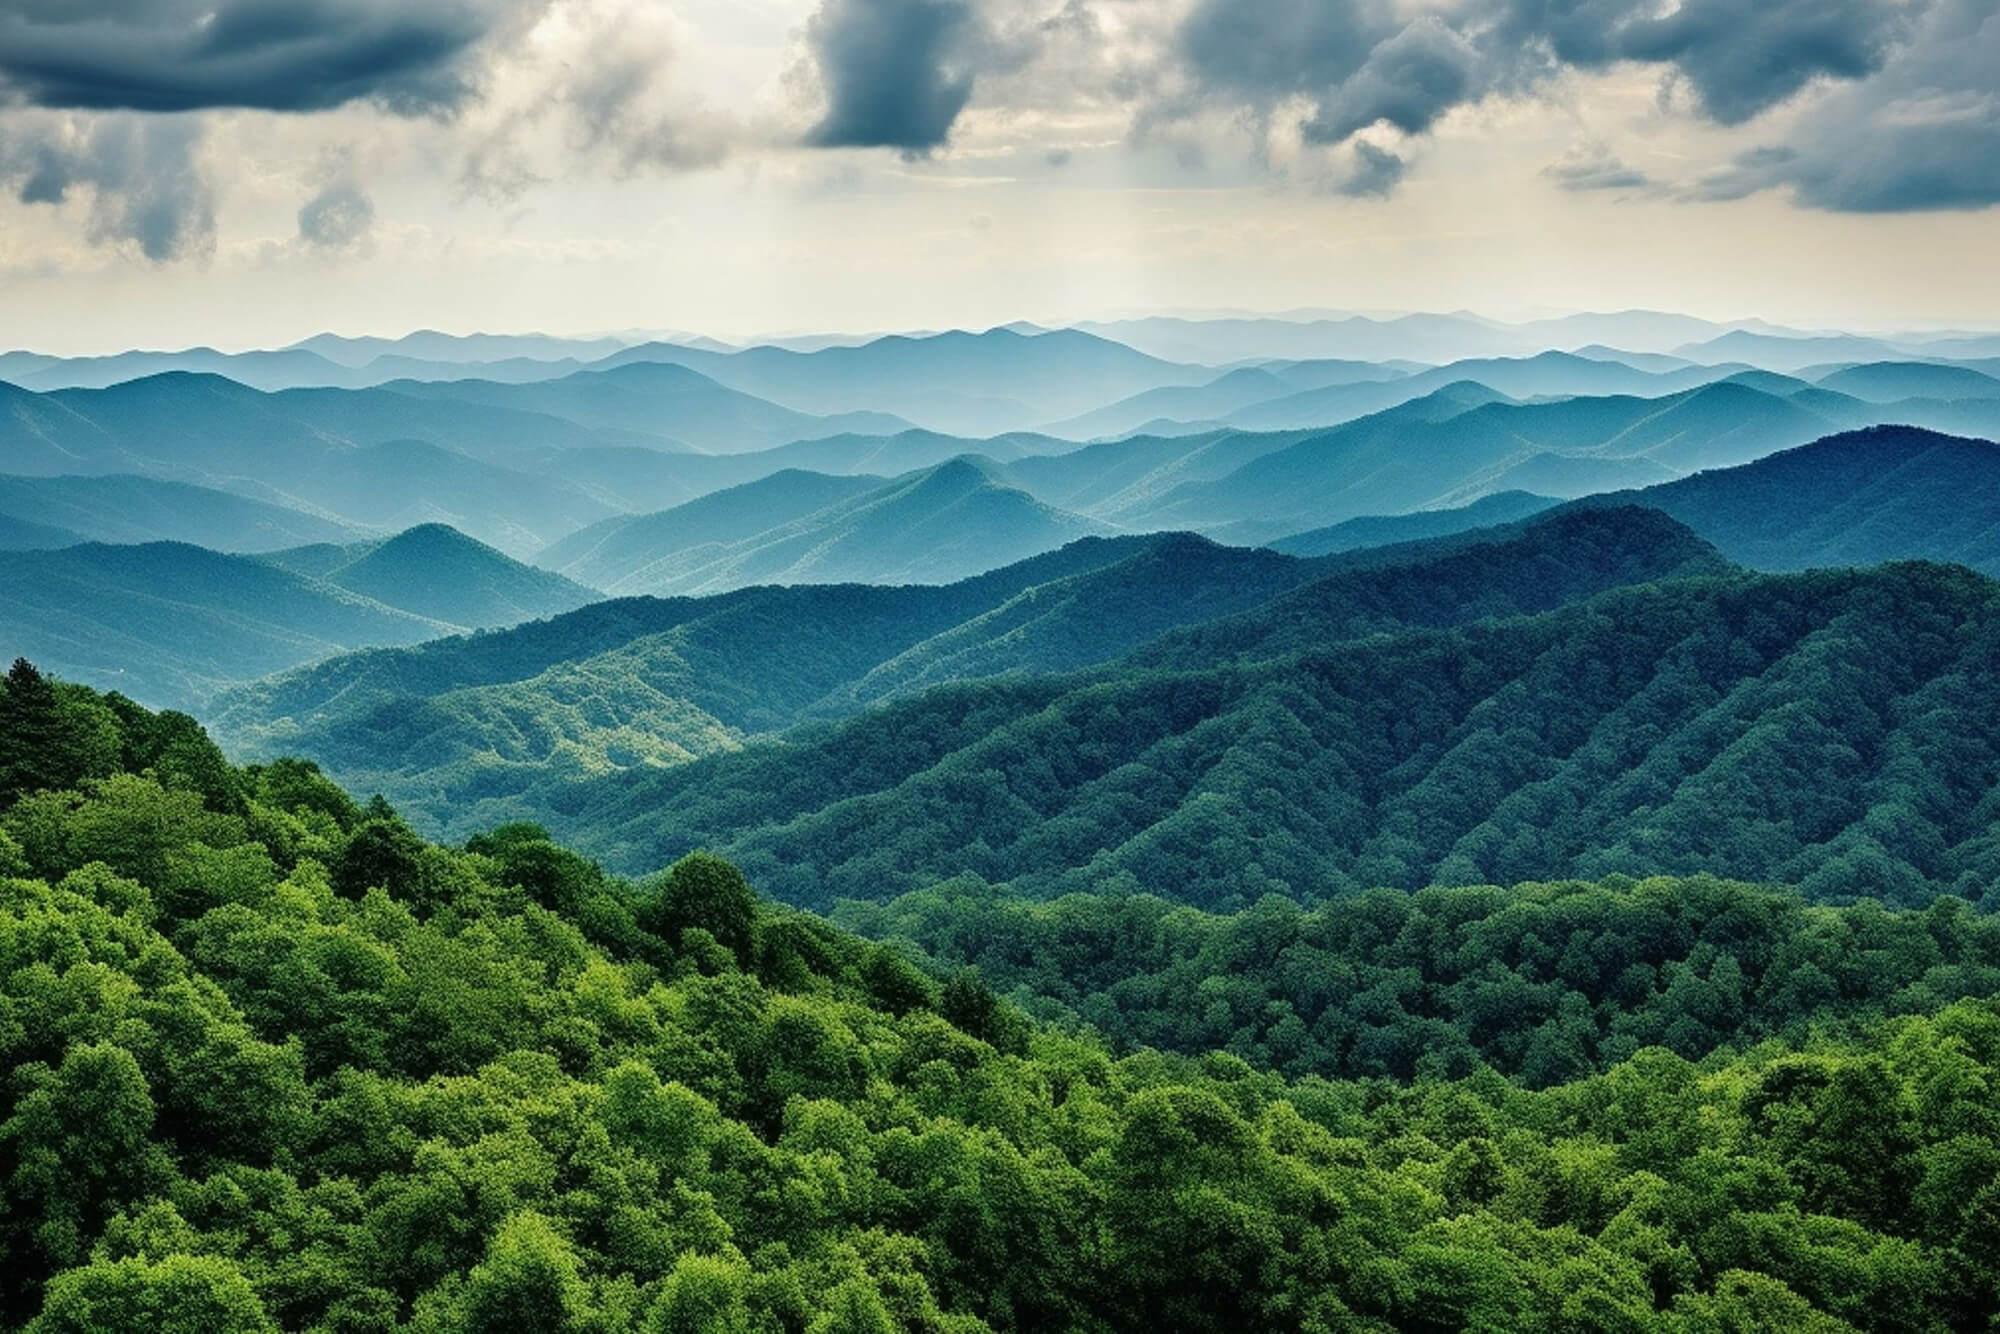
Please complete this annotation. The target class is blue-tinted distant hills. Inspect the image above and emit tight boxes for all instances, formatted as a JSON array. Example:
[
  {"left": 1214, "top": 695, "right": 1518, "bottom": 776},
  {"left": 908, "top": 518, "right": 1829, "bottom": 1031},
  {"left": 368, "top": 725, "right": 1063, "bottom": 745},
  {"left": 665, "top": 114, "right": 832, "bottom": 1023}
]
[
  {"left": 599, "top": 328, "right": 1209, "bottom": 435},
  {"left": 1267, "top": 491, "right": 1560, "bottom": 557},
  {"left": 0, "top": 473, "right": 363, "bottom": 551},
  {"left": 386, "top": 361, "right": 917, "bottom": 453},
  {"left": 261, "top": 524, "right": 600, "bottom": 629},
  {"left": 533, "top": 458, "right": 1110, "bottom": 596}
]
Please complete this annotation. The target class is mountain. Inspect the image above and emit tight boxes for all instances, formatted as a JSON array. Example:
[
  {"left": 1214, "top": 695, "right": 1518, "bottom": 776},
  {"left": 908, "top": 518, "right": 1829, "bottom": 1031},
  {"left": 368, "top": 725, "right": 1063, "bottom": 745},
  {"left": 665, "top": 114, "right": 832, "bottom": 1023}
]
[
  {"left": 548, "top": 555, "right": 2000, "bottom": 912},
  {"left": 388, "top": 361, "right": 914, "bottom": 453},
  {"left": 1073, "top": 311, "right": 1747, "bottom": 364},
  {"left": 219, "top": 509, "right": 1725, "bottom": 847},
  {"left": 1570, "top": 425, "right": 2000, "bottom": 575},
  {"left": 0, "top": 473, "right": 363, "bottom": 551},
  {"left": 601, "top": 328, "right": 1207, "bottom": 436},
  {"left": 1, "top": 345, "right": 358, "bottom": 392},
  {"left": 0, "top": 374, "right": 620, "bottom": 555},
  {"left": 1118, "top": 383, "right": 1805, "bottom": 532},
  {"left": 503, "top": 509, "right": 1811, "bottom": 897},
  {"left": 1673, "top": 330, "right": 1908, "bottom": 369},
  {"left": 1268, "top": 491, "right": 1560, "bottom": 556},
  {"left": 994, "top": 427, "right": 1322, "bottom": 519},
  {"left": 289, "top": 329, "right": 631, "bottom": 366},
  {"left": 263, "top": 524, "right": 600, "bottom": 629},
  {"left": 1040, "top": 365, "right": 1403, "bottom": 440},
  {"left": 207, "top": 538, "right": 1172, "bottom": 827},
  {"left": 1812, "top": 361, "right": 2000, "bottom": 402},
  {"left": 0, "top": 513, "right": 83, "bottom": 550},
  {"left": 534, "top": 470, "right": 888, "bottom": 592},
  {"left": 550, "top": 459, "right": 1112, "bottom": 596},
  {"left": 1220, "top": 351, "right": 1732, "bottom": 432},
  {"left": 0, "top": 541, "right": 451, "bottom": 707}
]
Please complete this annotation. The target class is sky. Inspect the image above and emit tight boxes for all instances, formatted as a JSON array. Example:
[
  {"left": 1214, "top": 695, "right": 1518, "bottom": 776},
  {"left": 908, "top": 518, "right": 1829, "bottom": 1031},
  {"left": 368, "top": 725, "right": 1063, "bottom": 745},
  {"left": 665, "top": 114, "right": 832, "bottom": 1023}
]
[{"left": 1, "top": 0, "right": 1997, "bottom": 354}]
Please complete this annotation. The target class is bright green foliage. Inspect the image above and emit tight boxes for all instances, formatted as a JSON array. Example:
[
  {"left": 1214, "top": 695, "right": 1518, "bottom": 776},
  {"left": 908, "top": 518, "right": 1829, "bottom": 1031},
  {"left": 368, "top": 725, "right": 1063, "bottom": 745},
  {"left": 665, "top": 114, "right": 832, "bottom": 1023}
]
[
  {"left": 27, "top": 1254, "right": 277, "bottom": 1334},
  {"left": 4, "top": 668, "right": 2000, "bottom": 1332}
]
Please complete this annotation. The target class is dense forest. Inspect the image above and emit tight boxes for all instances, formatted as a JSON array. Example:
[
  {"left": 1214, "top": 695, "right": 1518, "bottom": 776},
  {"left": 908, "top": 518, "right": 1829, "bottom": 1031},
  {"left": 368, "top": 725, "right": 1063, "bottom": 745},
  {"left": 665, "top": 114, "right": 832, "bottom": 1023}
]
[
  {"left": 534, "top": 556, "right": 2000, "bottom": 911},
  {"left": 5, "top": 660, "right": 2000, "bottom": 1330}
]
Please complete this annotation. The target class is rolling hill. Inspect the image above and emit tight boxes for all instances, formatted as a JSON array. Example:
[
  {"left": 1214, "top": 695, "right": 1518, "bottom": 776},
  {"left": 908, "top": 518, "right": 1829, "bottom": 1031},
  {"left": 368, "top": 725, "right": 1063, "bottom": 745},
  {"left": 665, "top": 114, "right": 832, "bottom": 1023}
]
[
  {"left": 1570, "top": 425, "right": 2000, "bottom": 575},
  {"left": 0, "top": 541, "right": 452, "bottom": 708},
  {"left": 534, "top": 470, "right": 888, "bottom": 592},
  {"left": 1811, "top": 360, "right": 2000, "bottom": 402},
  {"left": 0, "top": 374, "right": 619, "bottom": 555},
  {"left": 211, "top": 509, "right": 1720, "bottom": 842},
  {"left": 1268, "top": 491, "right": 1560, "bottom": 557},
  {"left": 0, "top": 473, "right": 364, "bottom": 551},
  {"left": 387, "top": 361, "right": 914, "bottom": 453},
  {"left": 550, "top": 551, "right": 2000, "bottom": 911},
  {"left": 547, "top": 458, "right": 1113, "bottom": 596},
  {"left": 600, "top": 328, "right": 1208, "bottom": 436},
  {"left": 262, "top": 524, "right": 600, "bottom": 629}
]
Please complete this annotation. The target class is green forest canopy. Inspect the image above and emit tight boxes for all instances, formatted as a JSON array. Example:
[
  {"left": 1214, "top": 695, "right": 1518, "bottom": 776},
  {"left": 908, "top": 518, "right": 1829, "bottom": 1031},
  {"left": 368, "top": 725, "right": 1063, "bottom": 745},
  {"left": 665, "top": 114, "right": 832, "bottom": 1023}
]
[{"left": 3, "top": 659, "right": 2000, "bottom": 1330}]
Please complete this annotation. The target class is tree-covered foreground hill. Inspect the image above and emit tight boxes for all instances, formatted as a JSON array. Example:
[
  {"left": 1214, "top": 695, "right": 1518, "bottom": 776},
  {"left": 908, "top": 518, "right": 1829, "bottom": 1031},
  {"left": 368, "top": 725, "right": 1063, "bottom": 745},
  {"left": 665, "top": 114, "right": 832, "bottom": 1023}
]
[{"left": 4, "top": 660, "right": 2000, "bottom": 1331}]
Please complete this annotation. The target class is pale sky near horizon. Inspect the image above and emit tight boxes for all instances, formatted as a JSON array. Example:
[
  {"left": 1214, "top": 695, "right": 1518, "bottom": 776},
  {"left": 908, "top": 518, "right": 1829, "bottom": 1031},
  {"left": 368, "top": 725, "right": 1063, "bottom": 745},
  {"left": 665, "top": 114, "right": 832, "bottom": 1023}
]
[{"left": 2, "top": 0, "right": 1996, "bottom": 355}]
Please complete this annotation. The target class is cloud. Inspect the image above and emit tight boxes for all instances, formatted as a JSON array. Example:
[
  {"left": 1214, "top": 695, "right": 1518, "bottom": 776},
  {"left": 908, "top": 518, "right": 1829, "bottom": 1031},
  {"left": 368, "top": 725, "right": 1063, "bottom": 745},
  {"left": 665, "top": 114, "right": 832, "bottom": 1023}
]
[
  {"left": 1337, "top": 140, "right": 1407, "bottom": 197},
  {"left": 298, "top": 178, "right": 375, "bottom": 250},
  {"left": 1141, "top": 0, "right": 1927, "bottom": 199},
  {"left": 1609, "top": 0, "right": 1912, "bottom": 125},
  {"left": 0, "top": 0, "right": 552, "bottom": 115},
  {"left": 1691, "top": 0, "right": 2000, "bottom": 212},
  {"left": 801, "top": 0, "right": 988, "bottom": 153},
  {"left": 0, "top": 112, "right": 215, "bottom": 260},
  {"left": 1543, "top": 143, "right": 1652, "bottom": 193},
  {"left": 559, "top": 1, "right": 732, "bottom": 172}
]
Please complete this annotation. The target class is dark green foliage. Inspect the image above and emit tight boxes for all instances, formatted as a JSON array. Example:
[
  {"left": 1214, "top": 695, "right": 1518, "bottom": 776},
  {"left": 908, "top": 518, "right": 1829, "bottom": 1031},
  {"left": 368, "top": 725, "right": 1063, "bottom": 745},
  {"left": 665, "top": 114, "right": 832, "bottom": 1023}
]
[
  {"left": 4, "top": 668, "right": 2000, "bottom": 1330},
  {"left": 556, "top": 558, "right": 2000, "bottom": 910},
  {"left": 1573, "top": 426, "right": 2000, "bottom": 576},
  {"left": 846, "top": 876, "right": 2000, "bottom": 1082},
  {"left": 214, "top": 507, "right": 1713, "bottom": 847},
  {"left": 645, "top": 852, "right": 759, "bottom": 965}
]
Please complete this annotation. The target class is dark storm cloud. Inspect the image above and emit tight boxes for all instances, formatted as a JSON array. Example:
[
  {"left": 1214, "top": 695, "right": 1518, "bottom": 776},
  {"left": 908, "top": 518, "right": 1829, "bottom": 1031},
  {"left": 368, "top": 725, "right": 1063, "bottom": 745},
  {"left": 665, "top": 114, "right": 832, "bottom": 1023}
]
[
  {"left": 1156, "top": 0, "right": 1925, "bottom": 199},
  {"left": 0, "top": 113, "right": 213, "bottom": 259},
  {"left": 802, "top": 0, "right": 986, "bottom": 153},
  {"left": 1609, "top": 0, "right": 1911, "bottom": 124},
  {"left": 1697, "top": 0, "right": 2000, "bottom": 213},
  {"left": 0, "top": 0, "right": 546, "bottom": 115},
  {"left": 1301, "top": 17, "right": 1481, "bottom": 144}
]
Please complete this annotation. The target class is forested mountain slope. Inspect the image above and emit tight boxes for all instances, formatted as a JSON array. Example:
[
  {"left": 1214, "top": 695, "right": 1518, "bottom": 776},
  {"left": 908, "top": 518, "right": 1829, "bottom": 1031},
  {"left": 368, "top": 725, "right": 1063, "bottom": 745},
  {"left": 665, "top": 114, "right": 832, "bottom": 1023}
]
[
  {"left": 212, "top": 509, "right": 1707, "bottom": 839},
  {"left": 533, "top": 471, "right": 888, "bottom": 592},
  {"left": 5, "top": 664, "right": 1999, "bottom": 1331},
  {"left": 0, "top": 543, "right": 452, "bottom": 708},
  {"left": 1570, "top": 425, "right": 2000, "bottom": 575},
  {"left": 553, "top": 557, "right": 2000, "bottom": 910},
  {"left": 260, "top": 524, "right": 599, "bottom": 629}
]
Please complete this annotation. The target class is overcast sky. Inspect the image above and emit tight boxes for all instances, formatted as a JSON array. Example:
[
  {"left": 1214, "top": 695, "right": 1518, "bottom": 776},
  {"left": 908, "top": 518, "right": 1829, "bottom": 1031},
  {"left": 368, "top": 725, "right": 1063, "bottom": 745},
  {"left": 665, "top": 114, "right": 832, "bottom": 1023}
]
[{"left": 2, "top": 0, "right": 1997, "bottom": 353}]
